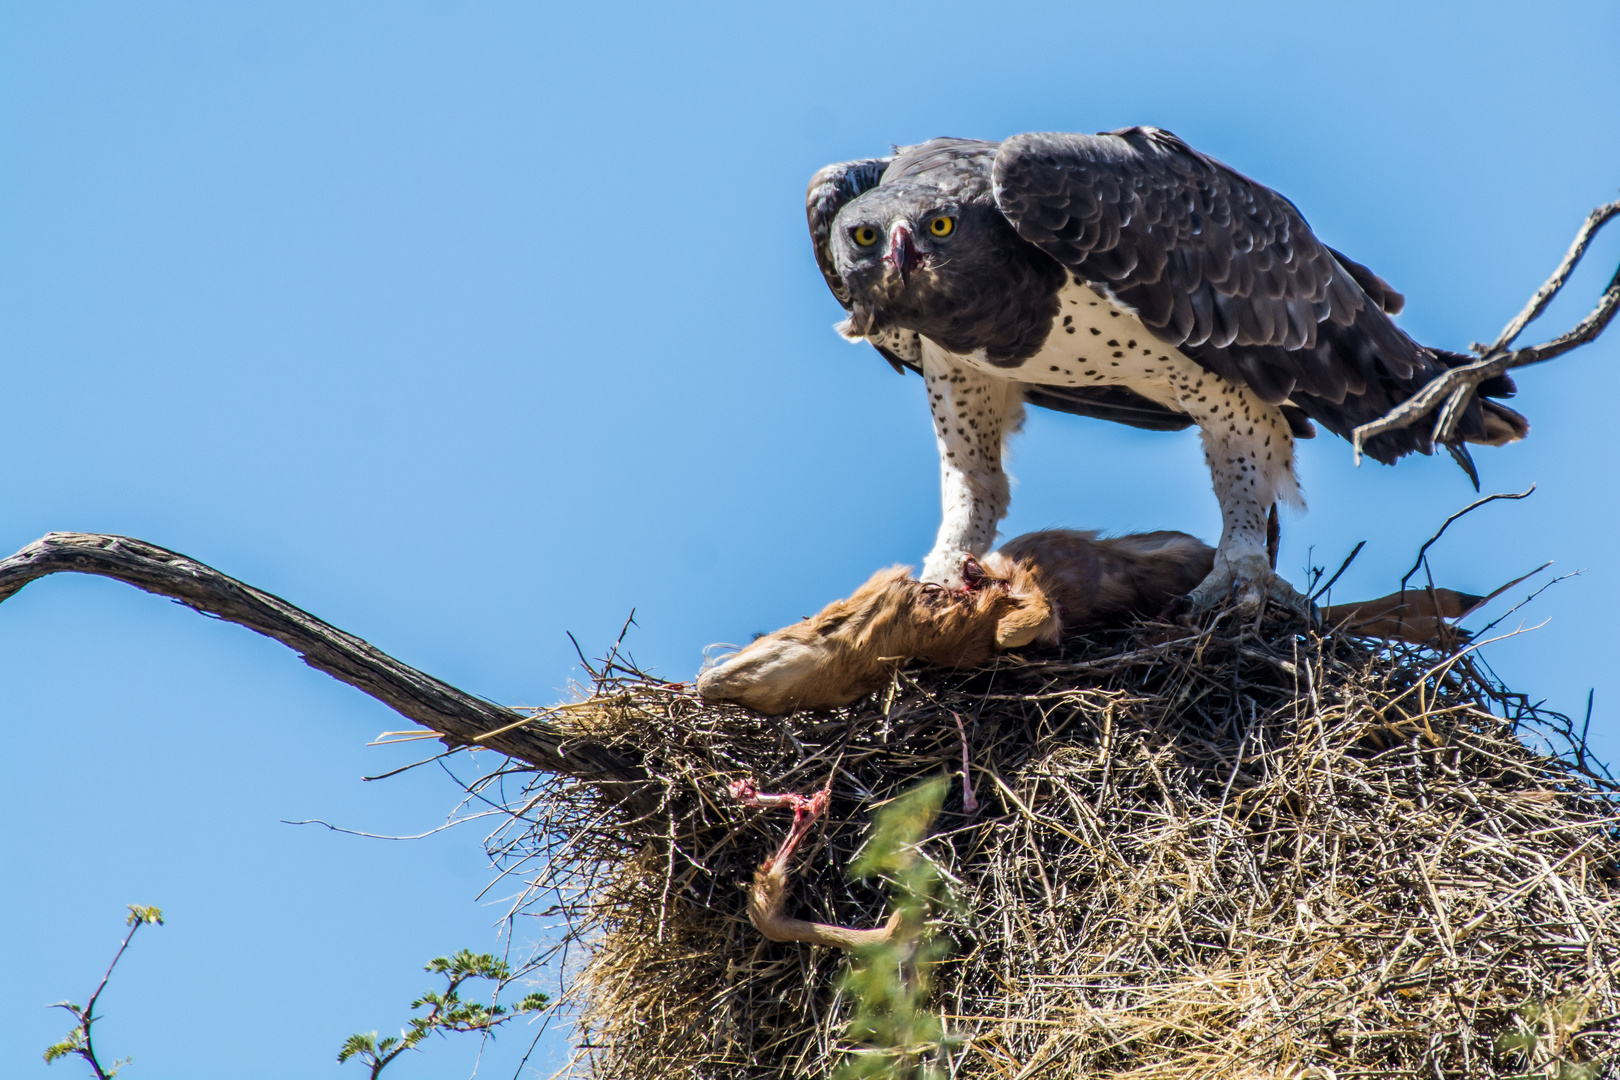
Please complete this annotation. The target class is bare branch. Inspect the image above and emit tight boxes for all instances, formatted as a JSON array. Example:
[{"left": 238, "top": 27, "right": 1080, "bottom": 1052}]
[
  {"left": 1309, "top": 539, "right": 1365, "bottom": 602},
  {"left": 0, "top": 533, "right": 643, "bottom": 786},
  {"left": 1352, "top": 198, "right": 1620, "bottom": 461},
  {"left": 1399, "top": 485, "right": 1535, "bottom": 590},
  {"left": 1486, "top": 199, "right": 1620, "bottom": 356}
]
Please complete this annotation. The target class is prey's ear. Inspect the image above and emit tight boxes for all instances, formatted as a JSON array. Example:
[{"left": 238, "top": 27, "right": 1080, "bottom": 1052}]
[
  {"left": 994, "top": 600, "right": 1058, "bottom": 649},
  {"left": 983, "top": 554, "right": 1059, "bottom": 648}
]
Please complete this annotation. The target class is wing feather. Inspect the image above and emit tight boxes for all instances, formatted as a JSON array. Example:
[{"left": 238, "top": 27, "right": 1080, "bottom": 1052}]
[
  {"left": 995, "top": 128, "right": 1361, "bottom": 346},
  {"left": 806, "top": 157, "right": 892, "bottom": 309},
  {"left": 990, "top": 128, "right": 1516, "bottom": 461},
  {"left": 1020, "top": 384, "right": 1196, "bottom": 432}
]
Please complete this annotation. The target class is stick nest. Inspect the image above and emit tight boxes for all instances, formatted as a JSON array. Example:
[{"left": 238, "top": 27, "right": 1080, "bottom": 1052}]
[{"left": 490, "top": 615, "right": 1620, "bottom": 1079}]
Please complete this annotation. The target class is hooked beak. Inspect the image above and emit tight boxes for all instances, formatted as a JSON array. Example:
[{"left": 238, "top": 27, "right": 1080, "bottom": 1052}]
[{"left": 884, "top": 221, "right": 920, "bottom": 283}]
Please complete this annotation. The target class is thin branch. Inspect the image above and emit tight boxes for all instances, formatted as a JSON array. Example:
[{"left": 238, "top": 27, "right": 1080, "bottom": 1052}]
[
  {"left": 362, "top": 748, "right": 463, "bottom": 782},
  {"left": 1353, "top": 198, "right": 1620, "bottom": 460},
  {"left": 1399, "top": 486, "right": 1535, "bottom": 591},
  {"left": 1310, "top": 540, "right": 1366, "bottom": 602},
  {"left": 1486, "top": 198, "right": 1620, "bottom": 356},
  {"left": 82, "top": 916, "right": 147, "bottom": 1033},
  {"left": 281, "top": 815, "right": 501, "bottom": 840},
  {"left": 46, "top": 907, "right": 162, "bottom": 1079},
  {"left": 0, "top": 533, "right": 643, "bottom": 787},
  {"left": 1470, "top": 569, "right": 1582, "bottom": 639}
]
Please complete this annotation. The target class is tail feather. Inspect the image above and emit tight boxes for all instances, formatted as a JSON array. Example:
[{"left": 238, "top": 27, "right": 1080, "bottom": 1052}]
[
  {"left": 1435, "top": 348, "right": 1519, "bottom": 400},
  {"left": 1473, "top": 399, "right": 1529, "bottom": 446},
  {"left": 1430, "top": 350, "right": 1530, "bottom": 457}
]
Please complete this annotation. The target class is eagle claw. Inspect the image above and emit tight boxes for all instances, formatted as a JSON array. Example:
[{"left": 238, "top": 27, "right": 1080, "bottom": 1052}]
[{"left": 1185, "top": 553, "right": 1317, "bottom": 621}]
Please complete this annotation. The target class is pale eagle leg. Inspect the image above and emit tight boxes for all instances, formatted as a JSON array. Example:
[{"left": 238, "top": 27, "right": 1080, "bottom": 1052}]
[
  {"left": 917, "top": 349, "right": 1021, "bottom": 587},
  {"left": 1183, "top": 392, "right": 1313, "bottom": 618}
]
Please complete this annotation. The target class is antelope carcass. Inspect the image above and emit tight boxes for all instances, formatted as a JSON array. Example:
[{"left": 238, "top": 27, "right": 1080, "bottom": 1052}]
[{"left": 697, "top": 529, "right": 1212, "bottom": 714}]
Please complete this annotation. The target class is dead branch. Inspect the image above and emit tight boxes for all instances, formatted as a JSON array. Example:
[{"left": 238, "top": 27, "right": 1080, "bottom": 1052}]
[
  {"left": 0, "top": 532, "right": 642, "bottom": 786},
  {"left": 1353, "top": 197, "right": 1620, "bottom": 461},
  {"left": 1399, "top": 484, "right": 1535, "bottom": 590}
]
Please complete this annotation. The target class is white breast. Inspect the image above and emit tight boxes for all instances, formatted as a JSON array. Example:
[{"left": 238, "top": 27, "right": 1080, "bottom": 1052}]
[
  {"left": 953, "top": 278, "right": 1202, "bottom": 409},
  {"left": 923, "top": 276, "right": 1304, "bottom": 511}
]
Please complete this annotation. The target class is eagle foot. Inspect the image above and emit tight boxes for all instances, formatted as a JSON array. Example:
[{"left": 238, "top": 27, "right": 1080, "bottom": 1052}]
[
  {"left": 1185, "top": 553, "right": 1317, "bottom": 621},
  {"left": 919, "top": 547, "right": 976, "bottom": 589}
]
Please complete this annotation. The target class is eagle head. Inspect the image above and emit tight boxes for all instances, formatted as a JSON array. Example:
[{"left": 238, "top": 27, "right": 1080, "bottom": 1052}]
[{"left": 828, "top": 179, "right": 1066, "bottom": 362}]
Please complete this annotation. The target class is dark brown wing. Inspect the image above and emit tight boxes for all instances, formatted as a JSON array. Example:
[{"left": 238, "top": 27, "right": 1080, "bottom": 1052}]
[
  {"left": 1326, "top": 245, "right": 1404, "bottom": 315},
  {"left": 992, "top": 128, "right": 1368, "bottom": 351},
  {"left": 991, "top": 128, "right": 1517, "bottom": 462},
  {"left": 1020, "top": 383, "right": 1199, "bottom": 433}
]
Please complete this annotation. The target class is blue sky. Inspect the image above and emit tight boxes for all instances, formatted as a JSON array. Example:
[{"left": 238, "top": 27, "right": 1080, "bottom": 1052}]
[{"left": 2, "top": 2, "right": 1617, "bottom": 1076}]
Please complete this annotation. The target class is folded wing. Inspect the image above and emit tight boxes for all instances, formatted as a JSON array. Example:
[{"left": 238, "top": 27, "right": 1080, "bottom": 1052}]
[{"left": 991, "top": 128, "right": 1521, "bottom": 462}]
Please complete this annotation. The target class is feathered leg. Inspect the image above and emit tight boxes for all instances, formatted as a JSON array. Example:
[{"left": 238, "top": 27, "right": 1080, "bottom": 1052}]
[
  {"left": 918, "top": 345, "right": 1022, "bottom": 586},
  {"left": 1174, "top": 376, "right": 1313, "bottom": 615}
]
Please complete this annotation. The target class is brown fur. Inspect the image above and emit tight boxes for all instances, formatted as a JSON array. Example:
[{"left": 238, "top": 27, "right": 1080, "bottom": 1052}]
[
  {"left": 697, "top": 529, "right": 1215, "bottom": 715},
  {"left": 996, "top": 529, "right": 1214, "bottom": 625}
]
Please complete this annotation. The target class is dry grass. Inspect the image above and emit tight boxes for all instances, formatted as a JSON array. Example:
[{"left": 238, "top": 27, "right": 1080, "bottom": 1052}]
[{"left": 482, "top": 612, "right": 1620, "bottom": 1079}]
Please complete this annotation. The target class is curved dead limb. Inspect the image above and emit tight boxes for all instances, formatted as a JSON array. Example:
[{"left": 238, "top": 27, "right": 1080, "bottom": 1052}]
[
  {"left": 0, "top": 532, "right": 642, "bottom": 785},
  {"left": 1353, "top": 198, "right": 1620, "bottom": 462}
]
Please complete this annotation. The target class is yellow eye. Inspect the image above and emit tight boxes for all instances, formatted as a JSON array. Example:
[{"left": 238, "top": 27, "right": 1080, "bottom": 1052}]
[
  {"left": 929, "top": 216, "right": 955, "bottom": 237},
  {"left": 852, "top": 225, "right": 878, "bottom": 247}
]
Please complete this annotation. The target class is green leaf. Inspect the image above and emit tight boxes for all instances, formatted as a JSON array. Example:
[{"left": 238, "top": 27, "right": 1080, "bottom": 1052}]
[
  {"left": 43, "top": 1029, "right": 86, "bottom": 1063},
  {"left": 850, "top": 777, "right": 947, "bottom": 880},
  {"left": 1496, "top": 1028, "right": 1538, "bottom": 1056},
  {"left": 125, "top": 905, "right": 164, "bottom": 927},
  {"left": 1554, "top": 1063, "right": 1601, "bottom": 1080},
  {"left": 337, "top": 1032, "right": 378, "bottom": 1064},
  {"left": 342, "top": 949, "right": 543, "bottom": 1074},
  {"left": 835, "top": 779, "right": 954, "bottom": 1080},
  {"left": 425, "top": 949, "right": 510, "bottom": 981}
]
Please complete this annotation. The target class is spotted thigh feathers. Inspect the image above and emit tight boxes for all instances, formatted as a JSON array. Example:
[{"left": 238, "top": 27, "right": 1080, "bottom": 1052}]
[{"left": 915, "top": 278, "right": 1301, "bottom": 584}]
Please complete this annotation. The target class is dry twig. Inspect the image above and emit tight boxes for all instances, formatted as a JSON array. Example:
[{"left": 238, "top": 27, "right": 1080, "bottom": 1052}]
[{"left": 1353, "top": 198, "right": 1620, "bottom": 461}]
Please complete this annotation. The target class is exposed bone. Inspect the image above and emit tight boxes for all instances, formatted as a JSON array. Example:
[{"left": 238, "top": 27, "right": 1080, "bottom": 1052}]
[
  {"left": 730, "top": 779, "right": 902, "bottom": 950},
  {"left": 952, "top": 711, "right": 980, "bottom": 815}
]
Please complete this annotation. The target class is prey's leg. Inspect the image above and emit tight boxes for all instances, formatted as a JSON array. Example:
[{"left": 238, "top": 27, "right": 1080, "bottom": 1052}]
[
  {"left": 1174, "top": 376, "right": 1312, "bottom": 615},
  {"left": 918, "top": 347, "right": 1021, "bottom": 586}
]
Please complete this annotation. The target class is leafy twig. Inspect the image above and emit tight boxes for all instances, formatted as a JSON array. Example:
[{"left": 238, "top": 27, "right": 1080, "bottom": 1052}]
[
  {"left": 837, "top": 777, "right": 955, "bottom": 1080},
  {"left": 337, "top": 950, "right": 550, "bottom": 1079},
  {"left": 44, "top": 905, "right": 164, "bottom": 1079}
]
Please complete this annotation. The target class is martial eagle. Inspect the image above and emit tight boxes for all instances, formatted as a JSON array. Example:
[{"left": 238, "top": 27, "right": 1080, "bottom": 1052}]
[{"left": 807, "top": 128, "right": 1527, "bottom": 611}]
